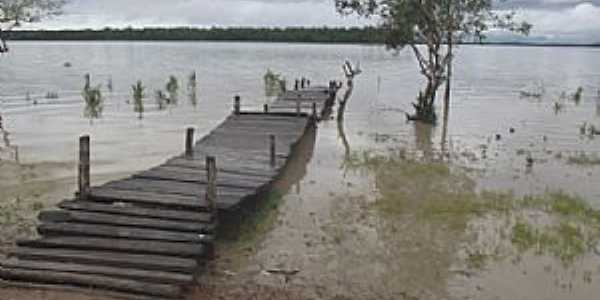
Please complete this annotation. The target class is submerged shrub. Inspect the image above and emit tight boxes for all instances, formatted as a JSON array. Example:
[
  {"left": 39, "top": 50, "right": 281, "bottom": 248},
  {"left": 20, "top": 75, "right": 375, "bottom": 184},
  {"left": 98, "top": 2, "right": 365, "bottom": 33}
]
[
  {"left": 166, "top": 76, "right": 179, "bottom": 106},
  {"left": 82, "top": 74, "right": 104, "bottom": 122},
  {"left": 132, "top": 80, "right": 145, "bottom": 119},
  {"left": 264, "top": 69, "right": 286, "bottom": 97}
]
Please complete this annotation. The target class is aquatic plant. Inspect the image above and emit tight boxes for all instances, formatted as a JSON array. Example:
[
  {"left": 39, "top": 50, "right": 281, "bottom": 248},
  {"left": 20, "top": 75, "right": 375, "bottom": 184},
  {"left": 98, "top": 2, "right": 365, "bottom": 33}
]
[
  {"left": 263, "top": 69, "right": 286, "bottom": 97},
  {"left": 107, "top": 76, "right": 113, "bottom": 93},
  {"left": 82, "top": 74, "right": 104, "bottom": 122},
  {"left": 155, "top": 89, "right": 168, "bottom": 110},
  {"left": 519, "top": 81, "right": 545, "bottom": 99},
  {"left": 45, "top": 91, "right": 59, "bottom": 99},
  {"left": 346, "top": 151, "right": 600, "bottom": 265},
  {"left": 132, "top": 80, "right": 145, "bottom": 119},
  {"left": 567, "top": 152, "right": 600, "bottom": 166},
  {"left": 188, "top": 71, "right": 198, "bottom": 107},
  {"left": 572, "top": 86, "right": 583, "bottom": 104},
  {"left": 166, "top": 76, "right": 179, "bottom": 105}
]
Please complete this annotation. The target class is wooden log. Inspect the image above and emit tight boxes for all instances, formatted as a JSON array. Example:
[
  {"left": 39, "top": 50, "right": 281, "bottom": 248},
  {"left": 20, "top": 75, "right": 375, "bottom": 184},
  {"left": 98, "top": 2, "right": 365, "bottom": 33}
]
[
  {"left": 185, "top": 127, "right": 194, "bottom": 157},
  {"left": 269, "top": 134, "right": 276, "bottom": 167},
  {"left": 38, "top": 210, "right": 215, "bottom": 233},
  {"left": 78, "top": 135, "right": 90, "bottom": 200},
  {"left": 205, "top": 156, "right": 217, "bottom": 212},
  {"left": 233, "top": 95, "right": 241, "bottom": 115},
  {"left": 59, "top": 200, "right": 213, "bottom": 223},
  {"left": 11, "top": 247, "right": 198, "bottom": 273},
  {"left": 37, "top": 222, "right": 214, "bottom": 244},
  {"left": 0, "top": 267, "right": 183, "bottom": 298},
  {"left": 1, "top": 258, "right": 193, "bottom": 285},
  {"left": 18, "top": 236, "right": 206, "bottom": 258}
]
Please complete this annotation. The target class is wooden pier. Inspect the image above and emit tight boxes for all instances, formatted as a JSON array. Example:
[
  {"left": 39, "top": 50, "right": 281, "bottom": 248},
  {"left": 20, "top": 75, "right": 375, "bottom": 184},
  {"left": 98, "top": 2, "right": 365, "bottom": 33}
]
[{"left": 0, "top": 80, "right": 338, "bottom": 299}]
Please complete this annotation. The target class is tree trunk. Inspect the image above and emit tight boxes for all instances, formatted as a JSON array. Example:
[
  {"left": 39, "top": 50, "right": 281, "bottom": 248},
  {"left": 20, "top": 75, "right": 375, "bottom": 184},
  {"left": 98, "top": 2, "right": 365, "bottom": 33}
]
[{"left": 443, "top": 36, "right": 453, "bottom": 121}]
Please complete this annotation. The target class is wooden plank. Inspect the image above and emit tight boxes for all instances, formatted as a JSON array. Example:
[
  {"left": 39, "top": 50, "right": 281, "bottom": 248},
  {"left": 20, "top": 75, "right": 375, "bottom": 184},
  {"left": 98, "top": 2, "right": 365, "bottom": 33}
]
[
  {"left": 18, "top": 237, "right": 205, "bottom": 258},
  {"left": 0, "top": 267, "right": 182, "bottom": 298},
  {"left": 38, "top": 222, "right": 214, "bottom": 244},
  {"left": 103, "top": 178, "right": 254, "bottom": 198},
  {"left": 135, "top": 167, "right": 270, "bottom": 189},
  {"left": 165, "top": 158, "right": 279, "bottom": 177},
  {"left": 1, "top": 258, "right": 192, "bottom": 285},
  {"left": 59, "top": 200, "right": 212, "bottom": 222},
  {"left": 11, "top": 247, "right": 198, "bottom": 273},
  {"left": 38, "top": 210, "right": 215, "bottom": 233},
  {"left": 90, "top": 187, "right": 209, "bottom": 210},
  {"left": 0, "top": 280, "right": 169, "bottom": 300}
]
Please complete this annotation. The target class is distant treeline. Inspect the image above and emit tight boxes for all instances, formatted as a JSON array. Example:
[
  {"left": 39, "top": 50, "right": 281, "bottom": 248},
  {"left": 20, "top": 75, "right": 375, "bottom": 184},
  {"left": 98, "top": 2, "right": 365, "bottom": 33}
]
[{"left": 7, "top": 27, "right": 387, "bottom": 44}]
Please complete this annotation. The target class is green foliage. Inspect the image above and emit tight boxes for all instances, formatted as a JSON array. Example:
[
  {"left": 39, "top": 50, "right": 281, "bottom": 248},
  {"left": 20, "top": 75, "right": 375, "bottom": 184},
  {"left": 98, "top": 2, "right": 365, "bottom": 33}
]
[
  {"left": 0, "top": 0, "right": 66, "bottom": 53},
  {"left": 7, "top": 27, "right": 387, "bottom": 44},
  {"left": 82, "top": 74, "right": 104, "bottom": 121},
  {"left": 132, "top": 80, "right": 145, "bottom": 119},
  {"left": 263, "top": 69, "right": 286, "bottom": 97},
  {"left": 166, "top": 75, "right": 179, "bottom": 106}
]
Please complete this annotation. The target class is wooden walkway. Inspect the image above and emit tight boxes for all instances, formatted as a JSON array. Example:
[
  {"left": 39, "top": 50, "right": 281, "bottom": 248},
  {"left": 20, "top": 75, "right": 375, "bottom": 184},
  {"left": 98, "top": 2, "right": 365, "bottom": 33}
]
[{"left": 0, "top": 81, "right": 338, "bottom": 299}]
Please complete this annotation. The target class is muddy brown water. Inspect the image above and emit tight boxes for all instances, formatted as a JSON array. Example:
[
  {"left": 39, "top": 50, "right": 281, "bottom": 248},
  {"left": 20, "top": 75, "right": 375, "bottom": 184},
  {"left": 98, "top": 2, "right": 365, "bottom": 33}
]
[{"left": 1, "top": 42, "right": 600, "bottom": 299}]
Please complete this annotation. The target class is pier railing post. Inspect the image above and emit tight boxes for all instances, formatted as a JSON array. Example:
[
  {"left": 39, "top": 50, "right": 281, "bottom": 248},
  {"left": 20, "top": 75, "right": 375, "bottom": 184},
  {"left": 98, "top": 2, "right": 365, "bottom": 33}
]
[
  {"left": 78, "top": 135, "right": 90, "bottom": 200},
  {"left": 263, "top": 104, "right": 269, "bottom": 114},
  {"left": 205, "top": 156, "right": 217, "bottom": 212},
  {"left": 185, "top": 127, "right": 195, "bottom": 157},
  {"left": 269, "top": 134, "right": 276, "bottom": 167},
  {"left": 234, "top": 95, "right": 241, "bottom": 115}
]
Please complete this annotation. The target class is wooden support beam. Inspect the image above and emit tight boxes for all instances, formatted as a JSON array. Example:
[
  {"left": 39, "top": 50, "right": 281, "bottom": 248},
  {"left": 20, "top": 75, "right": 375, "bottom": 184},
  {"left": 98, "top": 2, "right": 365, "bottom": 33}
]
[
  {"left": 233, "top": 95, "right": 241, "bottom": 115},
  {"left": 269, "top": 135, "right": 276, "bottom": 167},
  {"left": 205, "top": 156, "right": 217, "bottom": 213},
  {"left": 78, "top": 135, "right": 90, "bottom": 200},
  {"left": 185, "top": 127, "right": 194, "bottom": 157}
]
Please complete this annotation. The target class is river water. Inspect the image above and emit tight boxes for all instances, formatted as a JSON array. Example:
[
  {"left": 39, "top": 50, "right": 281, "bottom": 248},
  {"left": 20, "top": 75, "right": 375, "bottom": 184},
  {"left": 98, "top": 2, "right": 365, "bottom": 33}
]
[{"left": 1, "top": 42, "right": 600, "bottom": 300}]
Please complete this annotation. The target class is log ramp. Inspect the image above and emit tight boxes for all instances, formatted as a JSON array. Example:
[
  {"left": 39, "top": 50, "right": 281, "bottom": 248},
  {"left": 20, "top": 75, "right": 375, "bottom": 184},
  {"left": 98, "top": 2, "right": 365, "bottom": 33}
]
[{"left": 0, "top": 79, "right": 339, "bottom": 300}]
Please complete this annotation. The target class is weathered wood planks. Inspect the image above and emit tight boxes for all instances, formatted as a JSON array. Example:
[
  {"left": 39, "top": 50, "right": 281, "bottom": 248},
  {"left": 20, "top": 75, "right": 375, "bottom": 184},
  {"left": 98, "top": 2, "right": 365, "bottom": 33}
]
[{"left": 0, "top": 84, "right": 337, "bottom": 299}]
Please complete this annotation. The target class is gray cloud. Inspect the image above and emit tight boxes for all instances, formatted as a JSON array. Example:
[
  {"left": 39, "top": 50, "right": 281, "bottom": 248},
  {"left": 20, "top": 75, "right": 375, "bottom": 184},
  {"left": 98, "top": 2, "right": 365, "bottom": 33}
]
[{"left": 22, "top": 0, "right": 600, "bottom": 43}]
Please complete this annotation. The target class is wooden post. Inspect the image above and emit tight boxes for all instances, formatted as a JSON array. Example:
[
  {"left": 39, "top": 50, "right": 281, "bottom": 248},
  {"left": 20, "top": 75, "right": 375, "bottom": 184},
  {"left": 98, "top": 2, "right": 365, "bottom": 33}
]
[
  {"left": 269, "top": 135, "right": 276, "bottom": 167},
  {"left": 312, "top": 102, "right": 317, "bottom": 117},
  {"left": 233, "top": 95, "right": 241, "bottom": 115},
  {"left": 78, "top": 135, "right": 90, "bottom": 200},
  {"left": 263, "top": 104, "right": 269, "bottom": 114},
  {"left": 301, "top": 78, "right": 305, "bottom": 89},
  {"left": 294, "top": 79, "right": 299, "bottom": 91},
  {"left": 205, "top": 156, "right": 217, "bottom": 212},
  {"left": 185, "top": 127, "right": 194, "bottom": 156},
  {"left": 307, "top": 79, "right": 311, "bottom": 87}
]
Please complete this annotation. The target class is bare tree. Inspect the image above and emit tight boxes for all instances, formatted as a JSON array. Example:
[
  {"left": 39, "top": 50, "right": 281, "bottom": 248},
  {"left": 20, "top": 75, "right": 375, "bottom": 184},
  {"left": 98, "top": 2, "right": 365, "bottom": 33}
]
[
  {"left": 0, "top": 0, "right": 66, "bottom": 52},
  {"left": 337, "top": 60, "right": 362, "bottom": 122}
]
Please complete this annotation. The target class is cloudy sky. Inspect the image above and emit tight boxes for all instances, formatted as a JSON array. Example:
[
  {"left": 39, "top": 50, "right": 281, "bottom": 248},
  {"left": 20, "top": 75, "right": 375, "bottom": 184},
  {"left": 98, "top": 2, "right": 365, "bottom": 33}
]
[{"left": 29, "top": 0, "right": 600, "bottom": 43}]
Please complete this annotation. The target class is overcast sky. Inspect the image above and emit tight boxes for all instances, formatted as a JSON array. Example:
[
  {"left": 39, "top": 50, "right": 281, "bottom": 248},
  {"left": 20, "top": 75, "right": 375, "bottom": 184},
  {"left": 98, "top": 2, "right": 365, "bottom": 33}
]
[{"left": 28, "top": 0, "right": 600, "bottom": 43}]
